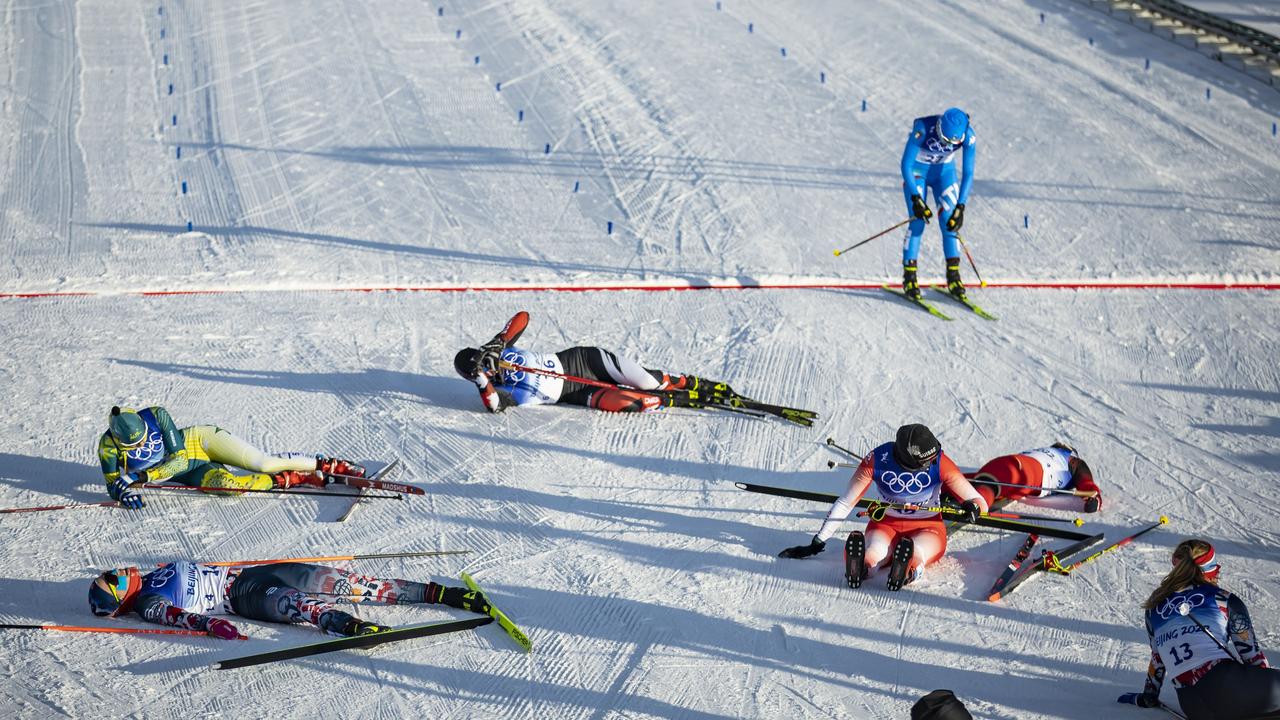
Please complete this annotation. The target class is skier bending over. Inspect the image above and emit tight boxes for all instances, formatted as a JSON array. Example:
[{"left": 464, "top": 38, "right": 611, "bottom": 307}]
[
  {"left": 900, "top": 107, "right": 975, "bottom": 301},
  {"left": 779, "top": 424, "right": 988, "bottom": 590},
  {"left": 969, "top": 442, "right": 1102, "bottom": 514},
  {"left": 98, "top": 405, "right": 365, "bottom": 509},
  {"left": 1118, "top": 539, "right": 1280, "bottom": 719},
  {"left": 88, "top": 561, "right": 492, "bottom": 638},
  {"left": 453, "top": 311, "right": 736, "bottom": 414}
]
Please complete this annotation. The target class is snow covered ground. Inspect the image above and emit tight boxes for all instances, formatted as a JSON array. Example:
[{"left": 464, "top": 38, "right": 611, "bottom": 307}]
[{"left": 1, "top": 1, "right": 1277, "bottom": 718}]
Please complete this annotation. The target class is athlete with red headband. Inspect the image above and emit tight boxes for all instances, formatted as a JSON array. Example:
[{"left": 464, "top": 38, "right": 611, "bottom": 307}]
[
  {"left": 778, "top": 424, "right": 988, "bottom": 591},
  {"left": 453, "top": 311, "right": 737, "bottom": 414},
  {"left": 1118, "top": 539, "right": 1279, "bottom": 719},
  {"left": 969, "top": 442, "right": 1103, "bottom": 514},
  {"left": 88, "top": 562, "right": 492, "bottom": 639}
]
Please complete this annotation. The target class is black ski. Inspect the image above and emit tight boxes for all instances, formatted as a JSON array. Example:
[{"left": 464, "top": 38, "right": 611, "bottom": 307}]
[
  {"left": 734, "top": 481, "right": 1090, "bottom": 541},
  {"left": 987, "top": 532, "right": 1106, "bottom": 602},
  {"left": 670, "top": 390, "right": 817, "bottom": 427},
  {"left": 213, "top": 616, "right": 492, "bottom": 669},
  {"left": 986, "top": 533, "right": 1039, "bottom": 601}
]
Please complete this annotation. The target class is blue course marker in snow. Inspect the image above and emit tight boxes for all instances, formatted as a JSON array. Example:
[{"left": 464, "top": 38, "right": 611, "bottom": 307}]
[
  {"left": 438, "top": 7, "right": 443, "bottom": 16},
  {"left": 820, "top": 71, "right": 825, "bottom": 83},
  {"left": 496, "top": 82, "right": 501, "bottom": 91},
  {"left": 1206, "top": 87, "right": 1211, "bottom": 101},
  {"left": 1024, "top": 214, "right": 1029, "bottom": 229},
  {"left": 160, "top": 28, "right": 165, "bottom": 39},
  {"left": 573, "top": 181, "right": 580, "bottom": 193},
  {"left": 172, "top": 114, "right": 177, "bottom": 126},
  {"left": 1040, "top": 13, "right": 1044, "bottom": 23},
  {"left": 716, "top": 1, "right": 721, "bottom": 9},
  {"left": 518, "top": 110, "right": 524, "bottom": 122},
  {"left": 748, "top": 22, "right": 753, "bottom": 33},
  {"left": 181, "top": 181, "right": 187, "bottom": 194},
  {"left": 1145, "top": 58, "right": 1150, "bottom": 70},
  {"left": 176, "top": 146, "right": 181, "bottom": 159},
  {"left": 456, "top": 29, "right": 461, "bottom": 39},
  {"left": 1273, "top": 122, "right": 1277, "bottom": 136},
  {"left": 780, "top": 47, "right": 786, "bottom": 57},
  {"left": 607, "top": 221, "right": 613, "bottom": 235},
  {"left": 544, "top": 143, "right": 550, "bottom": 154},
  {"left": 163, "top": 54, "right": 168, "bottom": 65},
  {"left": 168, "top": 83, "right": 173, "bottom": 95},
  {"left": 474, "top": 55, "right": 480, "bottom": 64},
  {"left": 187, "top": 221, "right": 193, "bottom": 231},
  {"left": 861, "top": 99, "right": 866, "bottom": 112}
]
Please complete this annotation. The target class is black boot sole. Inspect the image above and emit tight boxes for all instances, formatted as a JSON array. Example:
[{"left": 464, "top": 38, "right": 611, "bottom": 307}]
[
  {"left": 844, "top": 531, "right": 866, "bottom": 589},
  {"left": 886, "top": 537, "right": 915, "bottom": 591}
]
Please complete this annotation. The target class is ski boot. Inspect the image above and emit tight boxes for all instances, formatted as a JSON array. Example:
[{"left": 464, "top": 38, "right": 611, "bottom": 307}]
[
  {"left": 440, "top": 585, "right": 492, "bottom": 615},
  {"left": 341, "top": 618, "right": 389, "bottom": 637},
  {"left": 945, "top": 258, "right": 966, "bottom": 300},
  {"left": 317, "top": 456, "right": 366, "bottom": 482},
  {"left": 658, "top": 374, "right": 737, "bottom": 400},
  {"left": 886, "top": 537, "right": 915, "bottom": 591},
  {"left": 903, "top": 262, "right": 921, "bottom": 301},
  {"left": 844, "top": 531, "right": 867, "bottom": 589},
  {"left": 272, "top": 470, "right": 326, "bottom": 489}
]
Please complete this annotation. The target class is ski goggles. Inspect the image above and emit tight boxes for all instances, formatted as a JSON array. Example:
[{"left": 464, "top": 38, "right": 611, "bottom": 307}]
[
  {"left": 936, "top": 119, "right": 965, "bottom": 145},
  {"left": 91, "top": 567, "right": 141, "bottom": 616}
]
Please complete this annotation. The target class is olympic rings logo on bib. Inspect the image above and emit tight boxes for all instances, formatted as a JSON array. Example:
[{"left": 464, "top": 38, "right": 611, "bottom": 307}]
[
  {"left": 503, "top": 351, "right": 527, "bottom": 383},
  {"left": 880, "top": 470, "right": 932, "bottom": 495},
  {"left": 1157, "top": 592, "right": 1206, "bottom": 620},
  {"left": 130, "top": 429, "right": 166, "bottom": 464}
]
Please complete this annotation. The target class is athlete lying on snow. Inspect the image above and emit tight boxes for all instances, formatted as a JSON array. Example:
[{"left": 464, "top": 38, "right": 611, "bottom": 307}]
[
  {"left": 98, "top": 405, "right": 365, "bottom": 509},
  {"left": 453, "top": 311, "right": 737, "bottom": 413},
  {"left": 89, "top": 562, "right": 492, "bottom": 638}
]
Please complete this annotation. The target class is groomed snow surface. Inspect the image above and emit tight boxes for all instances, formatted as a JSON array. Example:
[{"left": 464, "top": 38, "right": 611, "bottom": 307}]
[{"left": 1, "top": 1, "right": 1278, "bottom": 718}]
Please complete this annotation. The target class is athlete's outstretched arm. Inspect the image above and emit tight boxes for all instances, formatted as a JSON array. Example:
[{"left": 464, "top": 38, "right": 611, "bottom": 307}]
[
  {"left": 815, "top": 456, "right": 875, "bottom": 542},
  {"left": 1227, "top": 593, "right": 1270, "bottom": 667},
  {"left": 901, "top": 120, "right": 926, "bottom": 193},
  {"left": 940, "top": 456, "right": 988, "bottom": 513}
]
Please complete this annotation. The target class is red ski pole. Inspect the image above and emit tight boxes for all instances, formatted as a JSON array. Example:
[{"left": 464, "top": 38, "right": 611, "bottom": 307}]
[
  {"left": 1, "top": 501, "right": 123, "bottom": 514},
  {"left": 0, "top": 623, "right": 234, "bottom": 638},
  {"left": 140, "top": 484, "right": 401, "bottom": 500}
]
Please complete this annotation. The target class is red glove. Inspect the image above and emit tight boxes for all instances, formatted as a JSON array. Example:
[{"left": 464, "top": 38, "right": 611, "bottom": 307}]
[{"left": 206, "top": 617, "right": 243, "bottom": 640}]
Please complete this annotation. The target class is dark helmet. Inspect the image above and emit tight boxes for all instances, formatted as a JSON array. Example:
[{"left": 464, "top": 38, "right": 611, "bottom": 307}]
[
  {"left": 894, "top": 424, "right": 941, "bottom": 470},
  {"left": 453, "top": 348, "right": 481, "bottom": 379},
  {"left": 88, "top": 567, "right": 142, "bottom": 617},
  {"left": 108, "top": 406, "right": 146, "bottom": 447}
]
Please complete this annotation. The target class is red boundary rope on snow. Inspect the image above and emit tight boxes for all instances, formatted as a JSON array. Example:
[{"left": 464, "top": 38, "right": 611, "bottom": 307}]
[{"left": 1, "top": 279, "right": 1278, "bottom": 299}]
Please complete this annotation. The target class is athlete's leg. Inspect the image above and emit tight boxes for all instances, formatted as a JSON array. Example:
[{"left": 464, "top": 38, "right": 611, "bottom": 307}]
[
  {"left": 902, "top": 180, "right": 926, "bottom": 264},
  {"left": 1175, "top": 661, "right": 1280, "bottom": 720},
  {"left": 931, "top": 163, "right": 961, "bottom": 260},
  {"left": 971, "top": 455, "right": 1033, "bottom": 508},
  {"left": 196, "top": 464, "right": 275, "bottom": 494},
  {"left": 227, "top": 564, "right": 358, "bottom": 635},
  {"left": 588, "top": 388, "right": 663, "bottom": 413},
  {"left": 864, "top": 520, "right": 899, "bottom": 571},
  {"left": 199, "top": 426, "right": 315, "bottom": 474},
  {"left": 906, "top": 519, "right": 948, "bottom": 573}
]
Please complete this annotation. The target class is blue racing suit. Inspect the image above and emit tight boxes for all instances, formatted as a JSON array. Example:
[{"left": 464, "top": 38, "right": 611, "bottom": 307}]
[{"left": 900, "top": 115, "right": 976, "bottom": 264}]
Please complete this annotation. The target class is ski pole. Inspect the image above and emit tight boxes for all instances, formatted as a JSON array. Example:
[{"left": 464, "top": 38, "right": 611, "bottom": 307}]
[
  {"left": 968, "top": 475, "right": 1098, "bottom": 498},
  {"left": 833, "top": 219, "right": 912, "bottom": 257},
  {"left": 140, "top": 483, "right": 401, "bottom": 501},
  {"left": 0, "top": 623, "right": 227, "bottom": 638},
  {"left": 495, "top": 360, "right": 764, "bottom": 419},
  {"left": 856, "top": 502, "right": 1083, "bottom": 526},
  {"left": 185, "top": 550, "right": 472, "bottom": 568},
  {"left": 1, "top": 500, "right": 123, "bottom": 514},
  {"left": 1044, "top": 516, "right": 1168, "bottom": 574},
  {"left": 955, "top": 232, "right": 986, "bottom": 288},
  {"left": 1176, "top": 601, "right": 1240, "bottom": 663},
  {"left": 824, "top": 438, "right": 863, "bottom": 461}
]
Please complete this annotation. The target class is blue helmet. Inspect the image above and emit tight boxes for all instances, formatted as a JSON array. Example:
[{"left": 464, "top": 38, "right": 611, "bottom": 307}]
[{"left": 937, "top": 107, "right": 969, "bottom": 145}]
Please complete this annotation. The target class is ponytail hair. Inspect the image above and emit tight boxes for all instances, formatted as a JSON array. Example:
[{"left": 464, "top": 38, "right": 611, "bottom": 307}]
[{"left": 1143, "top": 539, "right": 1216, "bottom": 611}]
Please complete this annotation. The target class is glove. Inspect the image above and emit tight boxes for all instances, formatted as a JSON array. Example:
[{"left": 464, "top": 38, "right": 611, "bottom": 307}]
[
  {"left": 1084, "top": 496, "right": 1102, "bottom": 513},
  {"left": 946, "top": 203, "right": 965, "bottom": 231},
  {"left": 475, "top": 336, "right": 506, "bottom": 375},
  {"left": 959, "top": 500, "right": 982, "bottom": 523},
  {"left": 206, "top": 617, "right": 242, "bottom": 640},
  {"left": 109, "top": 474, "right": 145, "bottom": 510},
  {"left": 911, "top": 194, "right": 933, "bottom": 221},
  {"left": 778, "top": 536, "right": 826, "bottom": 559},
  {"left": 1116, "top": 692, "right": 1160, "bottom": 708}
]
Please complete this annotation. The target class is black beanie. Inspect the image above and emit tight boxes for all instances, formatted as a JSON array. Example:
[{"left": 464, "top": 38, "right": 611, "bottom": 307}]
[{"left": 894, "top": 423, "right": 941, "bottom": 469}]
